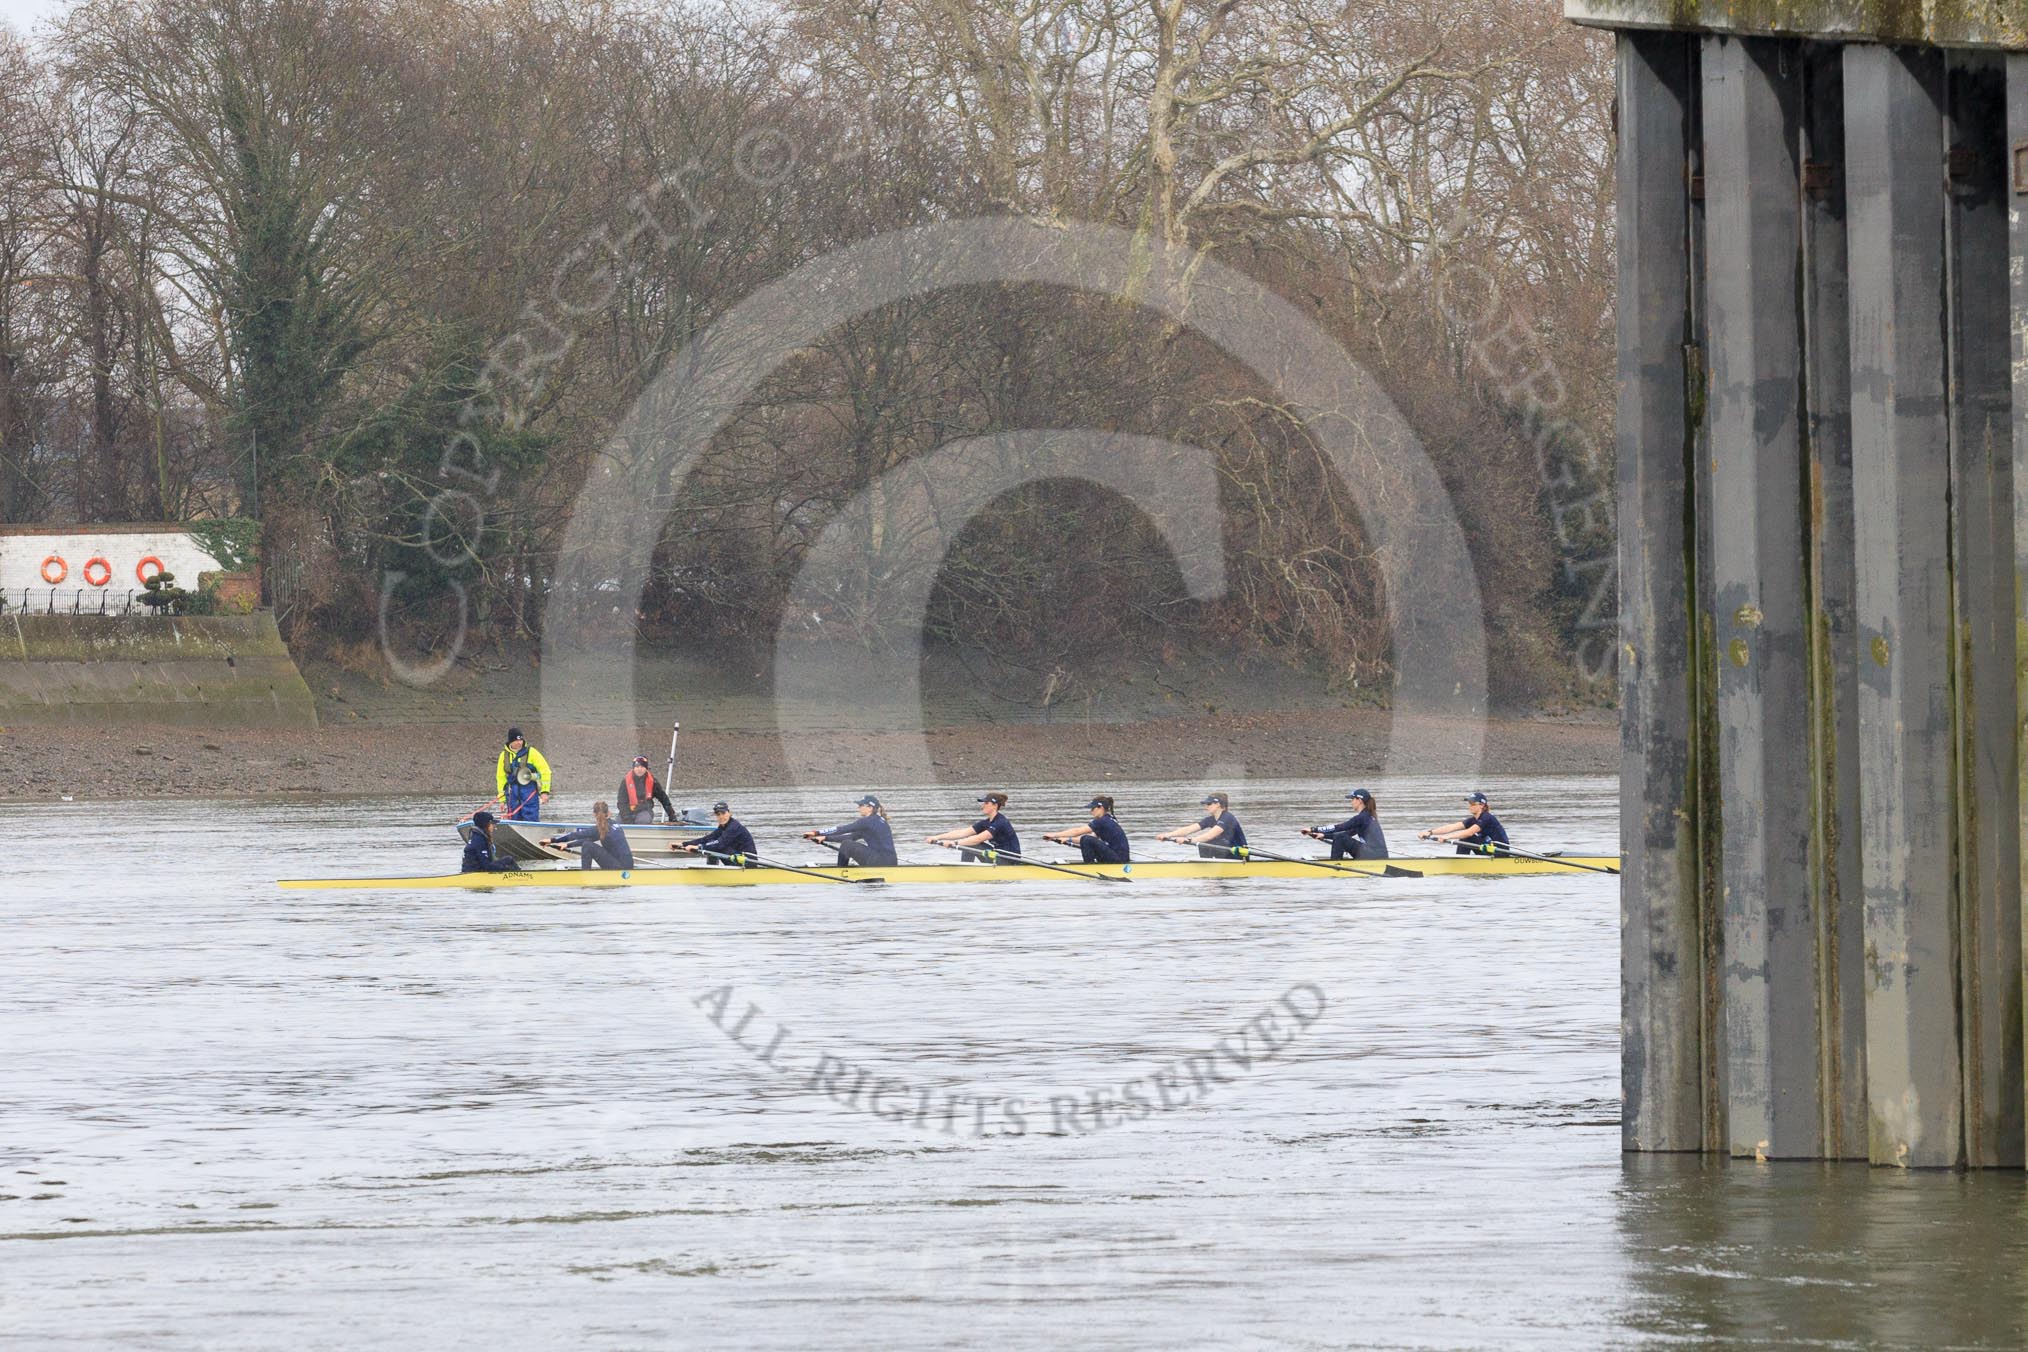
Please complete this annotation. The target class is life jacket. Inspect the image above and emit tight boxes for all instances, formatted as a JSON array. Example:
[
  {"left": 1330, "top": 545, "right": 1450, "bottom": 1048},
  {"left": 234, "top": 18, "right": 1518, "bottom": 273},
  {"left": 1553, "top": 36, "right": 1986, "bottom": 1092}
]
[{"left": 624, "top": 770, "right": 659, "bottom": 812}]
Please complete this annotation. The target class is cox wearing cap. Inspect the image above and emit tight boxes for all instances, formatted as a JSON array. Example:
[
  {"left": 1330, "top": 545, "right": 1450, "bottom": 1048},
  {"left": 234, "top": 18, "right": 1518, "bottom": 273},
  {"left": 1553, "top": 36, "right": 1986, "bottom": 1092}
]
[
  {"left": 1043, "top": 794, "right": 1131, "bottom": 865},
  {"left": 1419, "top": 791, "right": 1510, "bottom": 855},
  {"left": 461, "top": 809, "right": 516, "bottom": 873}
]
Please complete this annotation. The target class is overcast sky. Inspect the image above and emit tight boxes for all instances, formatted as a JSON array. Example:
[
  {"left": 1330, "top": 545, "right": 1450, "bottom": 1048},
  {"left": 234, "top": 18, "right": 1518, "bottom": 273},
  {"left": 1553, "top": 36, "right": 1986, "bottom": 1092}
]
[{"left": 0, "top": 0, "right": 67, "bottom": 35}]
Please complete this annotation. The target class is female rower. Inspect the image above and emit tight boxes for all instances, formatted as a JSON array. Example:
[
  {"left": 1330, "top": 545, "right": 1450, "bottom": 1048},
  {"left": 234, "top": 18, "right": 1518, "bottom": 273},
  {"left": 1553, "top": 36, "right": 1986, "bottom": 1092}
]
[
  {"left": 1159, "top": 793, "right": 1247, "bottom": 858},
  {"left": 1419, "top": 791, "right": 1510, "bottom": 855},
  {"left": 461, "top": 810, "right": 518, "bottom": 873},
  {"left": 1303, "top": 788, "right": 1388, "bottom": 861},
  {"left": 1044, "top": 795, "right": 1131, "bottom": 864},
  {"left": 678, "top": 801, "right": 757, "bottom": 865},
  {"left": 805, "top": 795, "right": 899, "bottom": 868},
  {"left": 929, "top": 791, "right": 1021, "bottom": 863},
  {"left": 545, "top": 801, "right": 634, "bottom": 870}
]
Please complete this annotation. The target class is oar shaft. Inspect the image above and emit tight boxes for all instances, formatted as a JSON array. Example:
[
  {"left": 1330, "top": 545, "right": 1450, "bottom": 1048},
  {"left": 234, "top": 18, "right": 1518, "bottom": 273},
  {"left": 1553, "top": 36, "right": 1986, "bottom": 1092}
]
[
  {"left": 458, "top": 796, "right": 504, "bottom": 823},
  {"left": 702, "top": 847, "right": 880, "bottom": 884},
  {"left": 1474, "top": 843, "right": 1618, "bottom": 875},
  {"left": 1215, "top": 843, "right": 1398, "bottom": 880},
  {"left": 941, "top": 840, "right": 1127, "bottom": 883}
]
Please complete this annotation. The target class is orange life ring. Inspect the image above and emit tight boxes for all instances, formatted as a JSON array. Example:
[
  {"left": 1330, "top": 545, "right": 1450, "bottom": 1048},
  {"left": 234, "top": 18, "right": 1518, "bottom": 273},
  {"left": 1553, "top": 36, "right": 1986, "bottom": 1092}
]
[
  {"left": 39, "top": 555, "right": 66, "bottom": 585},
  {"left": 82, "top": 556, "right": 112, "bottom": 588},
  {"left": 135, "top": 556, "right": 165, "bottom": 584}
]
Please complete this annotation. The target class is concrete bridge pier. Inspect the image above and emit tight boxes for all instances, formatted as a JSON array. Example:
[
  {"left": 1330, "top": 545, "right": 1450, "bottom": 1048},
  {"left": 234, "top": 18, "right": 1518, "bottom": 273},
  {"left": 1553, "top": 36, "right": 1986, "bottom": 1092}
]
[{"left": 1577, "top": 2, "right": 2026, "bottom": 1168}]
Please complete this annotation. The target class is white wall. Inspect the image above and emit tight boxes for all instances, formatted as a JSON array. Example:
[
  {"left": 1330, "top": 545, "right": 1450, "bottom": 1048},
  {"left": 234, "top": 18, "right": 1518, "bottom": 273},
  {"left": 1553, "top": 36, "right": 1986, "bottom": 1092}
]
[{"left": 0, "top": 529, "right": 226, "bottom": 605}]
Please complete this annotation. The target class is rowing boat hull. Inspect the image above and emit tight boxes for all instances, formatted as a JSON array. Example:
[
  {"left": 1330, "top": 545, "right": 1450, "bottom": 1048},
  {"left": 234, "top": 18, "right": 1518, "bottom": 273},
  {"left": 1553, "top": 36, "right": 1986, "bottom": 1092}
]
[{"left": 279, "top": 855, "right": 1620, "bottom": 890}]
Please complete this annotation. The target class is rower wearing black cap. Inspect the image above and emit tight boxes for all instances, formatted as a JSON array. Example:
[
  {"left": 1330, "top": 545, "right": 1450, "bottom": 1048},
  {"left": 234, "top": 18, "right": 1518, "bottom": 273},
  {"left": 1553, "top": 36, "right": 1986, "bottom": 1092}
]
[
  {"left": 1043, "top": 795, "right": 1131, "bottom": 864},
  {"left": 1158, "top": 792, "right": 1247, "bottom": 858},
  {"left": 461, "top": 811, "right": 517, "bottom": 872},
  {"left": 1420, "top": 791, "right": 1510, "bottom": 855},
  {"left": 677, "top": 801, "right": 756, "bottom": 865},
  {"left": 805, "top": 795, "right": 899, "bottom": 868},
  {"left": 929, "top": 791, "right": 1021, "bottom": 863},
  {"left": 1302, "top": 788, "right": 1388, "bottom": 861}
]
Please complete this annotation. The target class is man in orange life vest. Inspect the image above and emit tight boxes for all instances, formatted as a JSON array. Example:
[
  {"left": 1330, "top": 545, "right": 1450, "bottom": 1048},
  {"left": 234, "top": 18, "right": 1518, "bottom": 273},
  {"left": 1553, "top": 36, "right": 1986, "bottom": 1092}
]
[{"left": 616, "top": 756, "right": 678, "bottom": 825}]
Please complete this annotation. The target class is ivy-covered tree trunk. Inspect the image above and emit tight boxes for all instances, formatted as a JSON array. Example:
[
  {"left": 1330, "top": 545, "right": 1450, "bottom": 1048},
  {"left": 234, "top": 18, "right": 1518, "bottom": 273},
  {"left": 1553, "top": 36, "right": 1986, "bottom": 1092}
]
[
  {"left": 70, "top": 0, "right": 380, "bottom": 620},
  {"left": 221, "top": 110, "right": 363, "bottom": 612}
]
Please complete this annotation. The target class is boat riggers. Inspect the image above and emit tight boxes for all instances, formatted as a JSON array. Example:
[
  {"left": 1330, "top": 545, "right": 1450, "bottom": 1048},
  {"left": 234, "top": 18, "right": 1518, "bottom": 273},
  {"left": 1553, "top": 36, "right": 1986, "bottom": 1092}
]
[
  {"left": 1466, "top": 842, "right": 1619, "bottom": 875},
  {"left": 280, "top": 853, "right": 1622, "bottom": 890},
  {"left": 704, "top": 847, "right": 886, "bottom": 885},
  {"left": 1202, "top": 842, "right": 1421, "bottom": 880},
  {"left": 935, "top": 839, "right": 1130, "bottom": 884}
]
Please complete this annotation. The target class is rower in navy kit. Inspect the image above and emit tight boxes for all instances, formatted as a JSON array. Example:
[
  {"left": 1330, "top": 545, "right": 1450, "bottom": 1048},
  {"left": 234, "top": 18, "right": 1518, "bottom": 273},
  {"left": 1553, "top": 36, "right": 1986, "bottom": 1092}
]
[
  {"left": 805, "top": 795, "right": 899, "bottom": 868},
  {"left": 677, "top": 801, "right": 757, "bottom": 865},
  {"left": 461, "top": 811, "right": 518, "bottom": 873},
  {"left": 1043, "top": 795, "right": 1131, "bottom": 864},
  {"left": 1419, "top": 790, "right": 1510, "bottom": 855},
  {"left": 544, "top": 801, "right": 635, "bottom": 870},
  {"left": 929, "top": 791, "right": 1021, "bottom": 863},
  {"left": 1302, "top": 788, "right": 1388, "bottom": 861},
  {"left": 669, "top": 802, "right": 758, "bottom": 867},
  {"left": 1159, "top": 792, "right": 1247, "bottom": 858}
]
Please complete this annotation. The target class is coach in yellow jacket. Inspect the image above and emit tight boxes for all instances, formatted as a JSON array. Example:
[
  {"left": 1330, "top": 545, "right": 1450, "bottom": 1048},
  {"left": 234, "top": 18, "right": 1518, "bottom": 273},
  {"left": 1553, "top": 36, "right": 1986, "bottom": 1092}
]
[{"left": 496, "top": 727, "right": 553, "bottom": 823}]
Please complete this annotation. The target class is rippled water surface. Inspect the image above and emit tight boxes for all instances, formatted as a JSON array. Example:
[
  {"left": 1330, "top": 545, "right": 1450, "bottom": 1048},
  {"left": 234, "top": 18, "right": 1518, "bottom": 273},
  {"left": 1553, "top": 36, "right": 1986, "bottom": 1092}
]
[{"left": 6, "top": 776, "right": 2027, "bottom": 1348}]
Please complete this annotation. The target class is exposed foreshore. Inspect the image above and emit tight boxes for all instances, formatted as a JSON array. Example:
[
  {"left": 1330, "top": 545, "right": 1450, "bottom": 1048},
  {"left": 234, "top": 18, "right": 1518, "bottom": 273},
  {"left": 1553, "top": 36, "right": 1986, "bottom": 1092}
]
[{"left": 0, "top": 705, "right": 1615, "bottom": 803}]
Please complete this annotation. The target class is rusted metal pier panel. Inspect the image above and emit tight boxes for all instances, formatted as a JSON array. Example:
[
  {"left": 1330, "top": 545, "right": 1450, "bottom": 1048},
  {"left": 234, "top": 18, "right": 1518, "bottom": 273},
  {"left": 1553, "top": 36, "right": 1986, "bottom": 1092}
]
[
  {"left": 1701, "top": 36, "right": 1824, "bottom": 1160},
  {"left": 1617, "top": 30, "right": 1710, "bottom": 1155},
  {"left": 2013, "top": 52, "right": 2028, "bottom": 1172},
  {"left": 1580, "top": 0, "right": 2028, "bottom": 1167},
  {"left": 1944, "top": 56, "right": 2024, "bottom": 1169},
  {"left": 1797, "top": 44, "right": 1869, "bottom": 1159},
  {"left": 1844, "top": 45, "right": 1964, "bottom": 1168}
]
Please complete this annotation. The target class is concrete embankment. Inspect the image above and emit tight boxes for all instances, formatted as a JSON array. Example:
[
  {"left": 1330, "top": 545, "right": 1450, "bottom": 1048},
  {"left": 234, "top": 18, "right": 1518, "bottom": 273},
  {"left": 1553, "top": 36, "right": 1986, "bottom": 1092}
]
[{"left": 0, "top": 613, "right": 318, "bottom": 728}]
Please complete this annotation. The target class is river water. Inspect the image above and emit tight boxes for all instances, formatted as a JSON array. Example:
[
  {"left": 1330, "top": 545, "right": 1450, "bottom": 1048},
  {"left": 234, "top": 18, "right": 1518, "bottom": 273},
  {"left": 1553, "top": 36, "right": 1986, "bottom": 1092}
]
[{"left": 4, "top": 776, "right": 2025, "bottom": 1348}]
